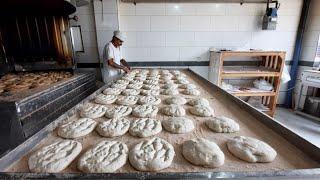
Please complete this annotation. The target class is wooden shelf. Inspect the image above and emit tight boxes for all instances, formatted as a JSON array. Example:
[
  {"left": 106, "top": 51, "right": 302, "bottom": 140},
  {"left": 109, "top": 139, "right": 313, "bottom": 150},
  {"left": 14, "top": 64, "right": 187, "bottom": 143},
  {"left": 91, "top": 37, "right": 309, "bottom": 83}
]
[
  {"left": 230, "top": 91, "right": 276, "bottom": 97},
  {"left": 222, "top": 66, "right": 280, "bottom": 78},
  {"left": 209, "top": 50, "right": 286, "bottom": 117}
]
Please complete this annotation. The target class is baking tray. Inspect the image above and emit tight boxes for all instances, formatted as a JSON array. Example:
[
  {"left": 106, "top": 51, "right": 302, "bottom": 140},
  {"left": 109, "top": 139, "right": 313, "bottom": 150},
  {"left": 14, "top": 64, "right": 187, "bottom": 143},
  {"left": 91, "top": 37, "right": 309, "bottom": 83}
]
[{"left": 0, "top": 68, "right": 320, "bottom": 179}]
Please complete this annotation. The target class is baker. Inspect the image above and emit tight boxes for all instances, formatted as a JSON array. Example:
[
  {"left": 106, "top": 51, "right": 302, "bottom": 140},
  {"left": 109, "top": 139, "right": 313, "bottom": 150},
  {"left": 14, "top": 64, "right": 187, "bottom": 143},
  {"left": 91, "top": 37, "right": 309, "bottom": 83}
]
[{"left": 101, "top": 30, "right": 131, "bottom": 83}]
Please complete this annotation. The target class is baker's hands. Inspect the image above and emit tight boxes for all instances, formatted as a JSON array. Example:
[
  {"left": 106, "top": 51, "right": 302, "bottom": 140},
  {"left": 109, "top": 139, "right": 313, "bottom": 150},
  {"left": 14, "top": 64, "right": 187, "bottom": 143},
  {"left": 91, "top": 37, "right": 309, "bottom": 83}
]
[{"left": 123, "top": 67, "right": 130, "bottom": 73}]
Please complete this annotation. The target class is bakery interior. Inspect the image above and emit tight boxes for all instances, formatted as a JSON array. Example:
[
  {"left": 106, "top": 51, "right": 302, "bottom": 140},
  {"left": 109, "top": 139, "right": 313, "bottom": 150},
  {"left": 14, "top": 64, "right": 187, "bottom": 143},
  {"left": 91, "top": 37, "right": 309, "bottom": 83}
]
[{"left": 0, "top": 0, "right": 320, "bottom": 179}]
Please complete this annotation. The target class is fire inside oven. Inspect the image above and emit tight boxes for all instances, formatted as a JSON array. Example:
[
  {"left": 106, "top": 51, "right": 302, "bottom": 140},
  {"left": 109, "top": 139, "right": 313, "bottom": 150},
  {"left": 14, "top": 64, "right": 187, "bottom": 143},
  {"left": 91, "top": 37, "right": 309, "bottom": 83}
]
[{"left": 0, "top": 16, "right": 73, "bottom": 71}]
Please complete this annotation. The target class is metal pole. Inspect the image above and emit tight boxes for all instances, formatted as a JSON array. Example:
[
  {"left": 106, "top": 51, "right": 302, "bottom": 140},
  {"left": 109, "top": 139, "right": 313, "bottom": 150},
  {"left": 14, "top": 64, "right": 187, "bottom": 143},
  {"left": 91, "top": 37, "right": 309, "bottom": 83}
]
[{"left": 285, "top": 0, "right": 311, "bottom": 108}]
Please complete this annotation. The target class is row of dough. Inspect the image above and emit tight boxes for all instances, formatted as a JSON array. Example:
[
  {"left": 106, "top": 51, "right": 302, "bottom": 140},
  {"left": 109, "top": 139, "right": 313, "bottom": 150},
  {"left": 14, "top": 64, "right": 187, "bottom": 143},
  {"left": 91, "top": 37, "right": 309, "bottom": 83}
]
[
  {"left": 58, "top": 116, "right": 240, "bottom": 139},
  {"left": 80, "top": 102, "right": 214, "bottom": 119},
  {"left": 28, "top": 136, "right": 277, "bottom": 173}
]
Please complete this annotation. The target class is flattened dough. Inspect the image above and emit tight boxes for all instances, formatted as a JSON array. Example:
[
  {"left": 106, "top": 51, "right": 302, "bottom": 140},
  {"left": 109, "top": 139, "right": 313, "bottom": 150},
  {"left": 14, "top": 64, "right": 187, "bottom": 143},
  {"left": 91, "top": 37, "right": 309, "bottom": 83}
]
[
  {"left": 103, "top": 88, "right": 122, "bottom": 95},
  {"left": 188, "top": 98, "right": 209, "bottom": 106},
  {"left": 189, "top": 105, "right": 214, "bottom": 117},
  {"left": 132, "top": 105, "right": 158, "bottom": 118},
  {"left": 206, "top": 116, "right": 240, "bottom": 133},
  {"left": 127, "top": 83, "right": 143, "bottom": 90},
  {"left": 78, "top": 141, "right": 128, "bottom": 173},
  {"left": 182, "top": 88, "right": 200, "bottom": 96},
  {"left": 121, "top": 89, "right": 140, "bottom": 96},
  {"left": 111, "top": 83, "right": 127, "bottom": 89},
  {"left": 28, "top": 140, "right": 82, "bottom": 172},
  {"left": 140, "top": 89, "right": 160, "bottom": 96},
  {"left": 162, "top": 117, "right": 194, "bottom": 134},
  {"left": 182, "top": 138, "right": 224, "bottom": 168},
  {"left": 227, "top": 136, "right": 277, "bottom": 163},
  {"left": 129, "top": 118, "right": 162, "bottom": 137},
  {"left": 58, "top": 118, "right": 97, "bottom": 138},
  {"left": 80, "top": 103, "right": 107, "bottom": 119},
  {"left": 142, "top": 84, "right": 160, "bottom": 90},
  {"left": 138, "top": 96, "right": 161, "bottom": 105},
  {"left": 129, "top": 137, "right": 175, "bottom": 171},
  {"left": 116, "top": 96, "right": 138, "bottom": 106},
  {"left": 94, "top": 94, "right": 117, "bottom": 105},
  {"left": 96, "top": 118, "right": 130, "bottom": 137},
  {"left": 105, "top": 105, "right": 132, "bottom": 118},
  {"left": 165, "top": 96, "right": 187, "bottom": 105},
  {"left": 161, "top": 88, "right": 179, "bottom": 95},
  {"left": 161, "top": 105, "right": 185, "bottom": 117},
  {"left": 180, "top": 84, "right": 197, "bottom": 89}
]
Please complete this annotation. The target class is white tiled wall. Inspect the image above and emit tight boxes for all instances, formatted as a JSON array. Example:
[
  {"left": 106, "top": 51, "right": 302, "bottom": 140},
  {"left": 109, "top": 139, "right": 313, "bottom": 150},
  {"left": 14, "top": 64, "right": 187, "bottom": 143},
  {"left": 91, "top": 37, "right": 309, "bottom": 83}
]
[{"left": 119, "top": 0, "right": 303, "bottom": 66}]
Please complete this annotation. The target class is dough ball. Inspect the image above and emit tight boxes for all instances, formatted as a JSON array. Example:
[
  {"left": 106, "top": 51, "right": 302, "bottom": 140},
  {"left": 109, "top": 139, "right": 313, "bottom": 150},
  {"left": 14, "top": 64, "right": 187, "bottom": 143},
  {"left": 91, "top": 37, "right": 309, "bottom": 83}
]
[
  {"left": 111, "top": 83, "right": 127, "bottom": 89},
  {"left": 188, "top": 98, "right": 210, "bottom": 106},
  {"left": 206, "top": 116, "right": 240, "bottom": 133},
  {"left": 227, "top": 136, "right": 277, "bottom": 163},
  {"left": 80, "top": 103, "right": 107, "bottom": 119},
  {"left": 132, "top": 104, "right": 158, "bottom": 118},
  {"left": 129, "top": 118, "right": 162, "bottom": 138},
  {"left": 127, "top": 83, "right": 143, "bottom": 90},
  {"left": 94, "top": 94, "right": 117, "bottom": 105},
  {"left": 116, "top": 95, "right": 138, "bottom": 106},
  {"left": 96, "top": 118, "right": 130, "bottom": 137},
  {"left": 164, "top": 96, "right": 187, "bottom": 105},
  {"left": 78, "top": 141, "right": 128, "bottom": 173},
  {"left": 138, "top": 95, "right": 161, "bottom": 105},
  {"left": 105, "top": 105, "right": 132, "bottom": 119},
  {"left": 121, "top": 89, "right": 140, "bottom": 96},
  {"left": 102, "top": 88, "right": 122, "bottom": 95},
  {"left": 116, "top": 79, "right": 130, "bottom": 85},
  {"left": 182, "top": 88, "right": 200, "bottom": 96},
  {"left": 162, "top": 117, "right": 194, "bottom": 134},
  {"left": 58, "top": 118, "right": 97, "bottom": 138},
  {"left": 161, "top": 88, "right": 179, "bottom": 95},
  {"left": 189, "top": 105, "right": 214, "bottom": 117},
  {"left": 140, "top": 89, "right": 160, "bottom": 96},
  {"left": 28, "top": 140, "right": 82, "bottom": 173},
  {"left": 161, "top": 105, "right": 186, "bottom": 117},
  {"left": 129, "top": 137, "right": 174, "bottom": 171},
  {"left": 182, "top": 138, "right": 224, "bottom": 168},
  {"left": 142, "top": 84, "right": 160, "bottom": 90}
]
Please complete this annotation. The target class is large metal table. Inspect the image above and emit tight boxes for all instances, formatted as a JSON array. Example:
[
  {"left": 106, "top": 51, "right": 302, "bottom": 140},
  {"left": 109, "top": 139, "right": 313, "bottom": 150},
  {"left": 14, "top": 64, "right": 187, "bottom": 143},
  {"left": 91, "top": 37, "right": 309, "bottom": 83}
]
[{"left": 0, "top": 69, "right": 319, "bottom": 179}]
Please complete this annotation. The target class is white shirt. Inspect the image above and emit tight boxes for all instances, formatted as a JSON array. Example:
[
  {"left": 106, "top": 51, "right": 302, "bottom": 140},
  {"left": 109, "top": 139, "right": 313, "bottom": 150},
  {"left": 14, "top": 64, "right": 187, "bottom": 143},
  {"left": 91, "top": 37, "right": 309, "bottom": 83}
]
[{"left": 101, "top": 42, "right": 123, "bottom": 83}]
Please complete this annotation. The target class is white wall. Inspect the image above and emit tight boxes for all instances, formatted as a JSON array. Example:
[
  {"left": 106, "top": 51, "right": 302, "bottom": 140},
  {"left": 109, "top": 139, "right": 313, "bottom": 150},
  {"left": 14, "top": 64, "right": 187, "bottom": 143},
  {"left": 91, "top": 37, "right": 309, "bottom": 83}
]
[{"left": 119, "top": 0, "right": 302, "bottom": 63}]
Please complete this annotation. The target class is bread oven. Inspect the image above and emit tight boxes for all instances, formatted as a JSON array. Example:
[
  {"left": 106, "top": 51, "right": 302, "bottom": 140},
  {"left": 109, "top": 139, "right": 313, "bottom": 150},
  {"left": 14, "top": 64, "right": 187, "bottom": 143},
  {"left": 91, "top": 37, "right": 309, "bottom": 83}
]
[{"left": 0, "top": 0, "right": 96, "bottom": 156}]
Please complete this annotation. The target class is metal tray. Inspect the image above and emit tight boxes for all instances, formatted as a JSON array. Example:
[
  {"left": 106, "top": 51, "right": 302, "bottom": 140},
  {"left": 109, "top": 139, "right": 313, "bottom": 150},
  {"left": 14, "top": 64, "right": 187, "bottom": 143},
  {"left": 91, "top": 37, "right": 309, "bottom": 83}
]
[{"left": 0, "top": 68, "right": 320, "bottom": 179}]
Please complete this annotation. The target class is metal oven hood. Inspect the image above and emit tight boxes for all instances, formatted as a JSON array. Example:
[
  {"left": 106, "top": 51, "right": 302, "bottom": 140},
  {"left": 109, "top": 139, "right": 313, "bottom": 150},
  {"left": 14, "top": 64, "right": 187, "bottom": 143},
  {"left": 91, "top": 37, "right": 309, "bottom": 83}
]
[
  {"left": 121, "top": 0, "right": 269, "bottom": 3},
  {"left": 0, "top": 0, "right": 76, "bottom": 16}
]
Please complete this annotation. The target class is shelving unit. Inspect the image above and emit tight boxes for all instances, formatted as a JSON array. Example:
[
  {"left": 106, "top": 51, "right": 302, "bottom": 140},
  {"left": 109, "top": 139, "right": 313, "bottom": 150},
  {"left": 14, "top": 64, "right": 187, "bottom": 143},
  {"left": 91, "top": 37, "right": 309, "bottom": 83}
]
[{"left": 209, "top": 50, "right": 286, "bottom": 117}]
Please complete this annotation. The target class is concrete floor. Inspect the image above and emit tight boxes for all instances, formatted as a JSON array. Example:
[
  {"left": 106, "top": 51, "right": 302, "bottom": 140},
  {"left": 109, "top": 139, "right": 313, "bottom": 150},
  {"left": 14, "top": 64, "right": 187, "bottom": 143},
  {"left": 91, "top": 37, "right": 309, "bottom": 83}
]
[{"left": 275, "top": 107, "right": 320, "bottom": 148}]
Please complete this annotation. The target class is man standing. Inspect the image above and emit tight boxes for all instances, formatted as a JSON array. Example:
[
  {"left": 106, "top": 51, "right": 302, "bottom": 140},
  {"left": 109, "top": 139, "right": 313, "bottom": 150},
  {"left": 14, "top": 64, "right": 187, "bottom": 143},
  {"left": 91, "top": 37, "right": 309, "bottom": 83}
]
[{"left": 101, "top": 30, "right": 131, "bottom": 83}]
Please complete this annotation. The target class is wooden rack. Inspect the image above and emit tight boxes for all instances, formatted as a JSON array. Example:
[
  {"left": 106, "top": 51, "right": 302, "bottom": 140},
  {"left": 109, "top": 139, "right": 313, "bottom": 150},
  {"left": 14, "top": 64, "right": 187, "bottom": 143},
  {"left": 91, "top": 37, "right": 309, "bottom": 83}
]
[{"left": 209, "top": 51, "right": 286, "bottom": 117}]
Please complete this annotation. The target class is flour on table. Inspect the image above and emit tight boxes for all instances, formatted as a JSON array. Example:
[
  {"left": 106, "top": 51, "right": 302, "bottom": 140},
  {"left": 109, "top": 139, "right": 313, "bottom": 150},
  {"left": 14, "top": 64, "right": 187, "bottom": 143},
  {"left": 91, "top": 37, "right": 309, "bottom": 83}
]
[
  {"left": 28, "top": 140, "right": 82, "bottom": 173},
  {"left": 78, "top": 141, "right": 128, "bottom": 173},
  {"left": 129, "top": 137, "right": 175, "bottom": 171},
  {"left": 182, "top": 138, "right": 224, "bottom": 168},
  {"left": 58, "top": 118, "right": 97, "bottom": 139},
  {"left": 96, "top": 118, "right": 130, "bottom": 137}
]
